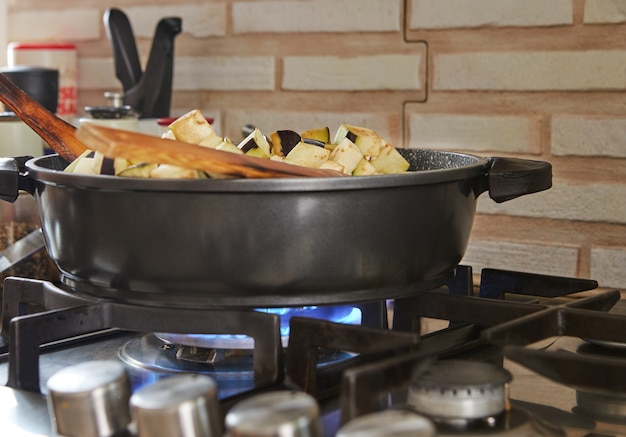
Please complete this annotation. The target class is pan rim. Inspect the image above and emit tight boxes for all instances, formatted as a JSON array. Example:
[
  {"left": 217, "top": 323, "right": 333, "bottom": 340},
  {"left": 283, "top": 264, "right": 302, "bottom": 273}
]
[{"left": 26, "top": 149, "right": 490, "bottom": 193}]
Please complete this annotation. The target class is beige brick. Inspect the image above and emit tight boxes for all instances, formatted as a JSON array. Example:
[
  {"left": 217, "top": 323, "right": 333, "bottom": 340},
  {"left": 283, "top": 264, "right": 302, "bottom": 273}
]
[
  {"left": 174, "top": 56, "right": 275, "bottom": 91},
  {"left": 232, "top": 0, "right": 401, "bottom": 33},
  {"left": 591, "top": 246, "right": 626, "bottom": 288},
  {"left": 226, "top": 110, "right": 397, "bottom": 144},
  {"left": 8, "top": 8, "right": 101, "bottom": 41},
  {"left": 476, "top": 181, "right": 626, "bottom": 225},
  {"left": 410, "top": 0, "right": 572, "bottom": 29},
  {"left": 283, "top": 55, "right": 423, "bottom": 91},
  {"left": 584, "top": 0, "right": 626, "bottom": 24},
  {"left": 408, "top": 114, "right": 540, "bottom": 154},
  {"left": 434, "top": 51, "right": 626, "bottom": 91},
  {"left": 78, "top": 58, "right": 119, "bottom": 90},
  {"left": 122, "top": 4, "right": 227, "bottom": 38},
  {"left": 552, "top": 116, "right": 626, "bottom": 158},
  {"left": 0, "top": 2, "right": 7, "bottom": 66},
  {"left": 462, "top": 240, "right": 579, "bottom": 278}
]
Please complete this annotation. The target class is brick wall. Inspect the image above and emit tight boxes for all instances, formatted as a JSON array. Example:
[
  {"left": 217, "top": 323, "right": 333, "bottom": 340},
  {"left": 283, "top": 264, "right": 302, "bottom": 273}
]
[{"left": 5, "top": 0, "right": 626, "bottom": 289}]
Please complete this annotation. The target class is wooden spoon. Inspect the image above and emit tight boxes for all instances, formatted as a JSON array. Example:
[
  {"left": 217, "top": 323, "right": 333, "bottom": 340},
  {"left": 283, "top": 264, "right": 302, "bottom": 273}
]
[
  {"left": 75, "top": 123, "right": 344, "bottom": 178},
  {"left": 0, "top": 73, "right": 87, "bottom": 161}
]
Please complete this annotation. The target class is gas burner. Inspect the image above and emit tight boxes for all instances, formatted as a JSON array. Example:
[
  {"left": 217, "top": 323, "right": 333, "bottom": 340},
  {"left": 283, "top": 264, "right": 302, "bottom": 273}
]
[
  {"left": 119, "top": 333, "right": 353, "bottom": 396},
  {"left": 574, "top": 390, "right": 626, "bottom": 424},
  {"left": 155, "top": 305, "right": 362, "bottom": 349},
  {"left": 406, "top": 360, "right": 565, "bottom": 436},
  {"left": 407, "top": 360, "right": 512, "bottom": 429}
]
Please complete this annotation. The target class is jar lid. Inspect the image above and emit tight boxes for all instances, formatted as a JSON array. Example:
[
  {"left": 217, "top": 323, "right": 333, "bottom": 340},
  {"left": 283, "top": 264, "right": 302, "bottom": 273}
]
[
  {"left": 84, "top": 105, "right": 135, "bottom": 119},
  {"left": 8, "top": 42, "right": 76, "bottom": 50}
]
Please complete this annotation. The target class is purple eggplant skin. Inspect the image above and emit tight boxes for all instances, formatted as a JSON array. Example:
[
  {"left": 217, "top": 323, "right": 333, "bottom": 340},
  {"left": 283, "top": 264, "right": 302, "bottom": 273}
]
[
  {"left": 303, "top": 138, "right": 325, "bottom": 148},
  {"left": 100, "top": 158, "right": 116, "bottom": 175},
  {"left": 238, "top": 136, "right": 258, "bottom": 153},
  {"left": 270, "top": 130, "right": 301, "bottom": 156}
]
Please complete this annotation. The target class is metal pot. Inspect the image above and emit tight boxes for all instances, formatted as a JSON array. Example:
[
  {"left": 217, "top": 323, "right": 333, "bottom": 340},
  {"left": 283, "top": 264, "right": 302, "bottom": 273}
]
[{"left": 0, "top": 150, "right": 551, "bottom": 307}]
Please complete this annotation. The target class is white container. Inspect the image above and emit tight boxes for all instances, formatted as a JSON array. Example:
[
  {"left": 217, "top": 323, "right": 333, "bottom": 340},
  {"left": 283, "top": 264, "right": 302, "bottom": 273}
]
[
  {"left": 8, "top": 42, "right": 78, "bottom": 119},
  {"left": 0, "top": 115, "right": 44, "bottom": 157}
]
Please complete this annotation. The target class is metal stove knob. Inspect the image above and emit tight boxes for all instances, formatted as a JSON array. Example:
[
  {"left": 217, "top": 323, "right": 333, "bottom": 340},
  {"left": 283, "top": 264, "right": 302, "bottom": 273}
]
[
  {"left": 130, "top": 374, "right": 222, "bottom": 437},
  {"left": 337, "top": 409, "right": 436, "bottom": 437},
  {"left": 225, "top": 391, "right": 322, "bottom": 437},
  {"left": 46, "top": 360, "right": 132, "bottom": 437}
]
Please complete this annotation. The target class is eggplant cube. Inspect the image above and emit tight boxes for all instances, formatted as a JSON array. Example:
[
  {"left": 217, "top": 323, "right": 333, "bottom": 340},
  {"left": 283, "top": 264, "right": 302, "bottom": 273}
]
[
  {"left": 168, "top": 109, "right": 217, "bottom": 144},
  {"left": 301, "top": 127, "right": 330, "bottom": 144},
  {"left": 371, "top": 144, "right": 411, "bottom": 174},
  {"left": 238, "top": 128, "right": 271, "bottom": 158},
  {"left": 285, "top": 141, "right": 331, "bottom": 168},
  {"left": 150, "top": 164, "right": 207, "bottom": 179},
  {"left": 270, "top": 130, "right": 301, "bottom": 156},
  {"left": 118, "top": 163, "right": 158, "bottom": 178},
  {"left": 329, "top": 138, "right": 364, "bottom": 175},
  {"left": 353, "top": 158, "right": 378, "bottom": 176},
  {"left": 216, "top": 138, "right": 244, "bottom": 154},
  {"left": 319, "top": 159, "right": 345, "bottom": 173},
  {"left": 334, "top": 124, "right": 383, "bottom": 158}
]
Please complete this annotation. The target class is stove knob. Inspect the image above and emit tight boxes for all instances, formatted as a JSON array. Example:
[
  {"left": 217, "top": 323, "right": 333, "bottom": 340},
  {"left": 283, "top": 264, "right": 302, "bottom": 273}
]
[
  {"left": 46, "top": 360, "right": 132, "bottom": 437},
  {"left": 225, "top": 391, "right": 322, "bottom": 437},
  {"left": 337, "top": 409, "right": 436, "bottom": 437},
  {"left": 130, "top": 374, "right": 222, "bottom": 437}
]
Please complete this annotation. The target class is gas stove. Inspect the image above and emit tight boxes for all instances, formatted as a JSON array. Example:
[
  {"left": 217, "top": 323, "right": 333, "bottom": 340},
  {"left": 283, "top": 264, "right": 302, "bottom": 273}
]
[{"left": 0, "top": 266, "right": 625, "bottom": 436}]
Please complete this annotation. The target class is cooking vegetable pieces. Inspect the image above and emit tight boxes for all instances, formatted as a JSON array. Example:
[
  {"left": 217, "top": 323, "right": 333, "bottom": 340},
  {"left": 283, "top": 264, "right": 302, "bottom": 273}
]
[{"left": 67, "top": 109, "right": 410, "bottom": 178}]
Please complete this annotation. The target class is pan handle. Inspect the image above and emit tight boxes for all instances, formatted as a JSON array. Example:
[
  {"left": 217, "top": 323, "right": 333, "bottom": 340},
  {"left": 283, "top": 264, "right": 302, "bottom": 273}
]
[
  {"left": 486, "top": 157, "right": 552, "bottom": 203},
  {"left": 0, "top": 156, "right": 35, "bottom": 202}
]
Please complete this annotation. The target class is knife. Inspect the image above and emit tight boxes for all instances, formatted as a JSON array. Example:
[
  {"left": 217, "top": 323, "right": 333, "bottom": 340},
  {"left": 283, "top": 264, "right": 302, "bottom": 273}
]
[{"left": 0, "top": 228, "right": 45, "bottom": 273}]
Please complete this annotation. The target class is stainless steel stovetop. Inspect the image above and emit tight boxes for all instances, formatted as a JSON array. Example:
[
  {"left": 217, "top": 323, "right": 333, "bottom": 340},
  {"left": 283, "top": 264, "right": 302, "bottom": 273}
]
[{"left": 0, "top": 266, "right": 625, "bottom": 436}]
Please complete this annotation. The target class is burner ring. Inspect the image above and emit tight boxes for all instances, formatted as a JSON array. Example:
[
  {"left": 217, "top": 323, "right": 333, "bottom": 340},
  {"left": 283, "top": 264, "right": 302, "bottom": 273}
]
[{"left": 407, "top": 360, "right": 512, "bottom": 422}]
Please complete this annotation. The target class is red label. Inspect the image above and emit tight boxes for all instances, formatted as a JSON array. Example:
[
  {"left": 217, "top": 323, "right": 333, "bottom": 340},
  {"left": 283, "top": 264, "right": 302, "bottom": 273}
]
[{"left": 57, "top": 86, "right": 77, "bottom": 116}]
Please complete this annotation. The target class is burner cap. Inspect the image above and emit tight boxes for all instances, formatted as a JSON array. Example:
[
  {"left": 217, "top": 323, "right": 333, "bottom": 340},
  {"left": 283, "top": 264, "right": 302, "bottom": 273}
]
[{"left": 407, "top": 360, "right": 512, "bottom": 423}]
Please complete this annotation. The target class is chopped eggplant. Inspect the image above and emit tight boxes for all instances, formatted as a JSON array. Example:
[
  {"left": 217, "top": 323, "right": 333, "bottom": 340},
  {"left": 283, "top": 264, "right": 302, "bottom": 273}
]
[
  {"left": 150, "top": 164, "right": 208, "bottom": 179},
  {"left": 269, "top": 130, "right": 301, "bottom": 156},
  {"left": 334, "top": 124, "right": 383, "bottom": 158},
  {"left": 66, "top": 107, "right": 411, "bottom": 178},
  {"left": 301, "top": 127, "right": 330, "bottom": 144},
  {"left": 238, "top": 128, "right": 271, "bottom": 158},
  {"left": 118, "top": 163, "right": 158, "bottom": 178},
  {"left": 319, "top": 160, "right": 344, "bottom": 173},
  {"left": 285, "top": 142, "right": 331, "bottom": 168},
  {"left": 216, "top": 138, "right": 244, "bottom": 154},
  {"left": 64, "top": 149, "right": 93, "bottom": 173},
  {"left": 303, "top": 138, "right": 326, "bottom": 148},
  {"left": 168, "top": 109, "right": 218, "bottom": 145},
  {"left": 329, "top": 138, "right": 363, "bottom": 175},
  {"left": 353, "top": 158, "right": 378, "bottom": 176},
  {"left": 370, "top": 143, "right": 411, "bottom": 174}
]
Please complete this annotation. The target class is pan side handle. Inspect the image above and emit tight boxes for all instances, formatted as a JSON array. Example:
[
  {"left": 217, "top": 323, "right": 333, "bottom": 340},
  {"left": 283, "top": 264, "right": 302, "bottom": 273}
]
[
  {"left": 0, "top": 157, "right": 35, "bottom": 202},
  {"left": 487, "top": 157, "right": 552, "bottom": 203}
]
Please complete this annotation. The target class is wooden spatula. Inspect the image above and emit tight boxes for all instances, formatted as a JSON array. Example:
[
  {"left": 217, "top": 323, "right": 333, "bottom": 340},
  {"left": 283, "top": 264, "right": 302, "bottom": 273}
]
[
  {"left": 0, "top": 73, "right": 87, "bottom": 161},
  {"left": 75, "top": 123, "right": 344, "bottom": 178}
]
